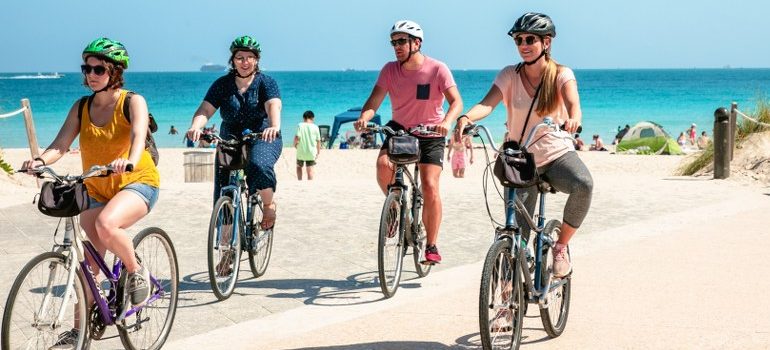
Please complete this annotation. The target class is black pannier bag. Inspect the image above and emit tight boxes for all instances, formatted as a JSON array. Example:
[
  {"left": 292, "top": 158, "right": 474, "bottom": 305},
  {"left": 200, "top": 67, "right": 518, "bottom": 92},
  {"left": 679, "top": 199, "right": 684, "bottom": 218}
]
[
  {"left": 493, "top": 141, "right": 539, "bottom": 188},
  {"left": 37, "top": 181, "right": 90, "bottom": 217},
  {"left": 387, "top": 135, "right": 420, "bottom": 164},
  {"left": 216, "top": 142, "right": 247, "bottom": 171}
]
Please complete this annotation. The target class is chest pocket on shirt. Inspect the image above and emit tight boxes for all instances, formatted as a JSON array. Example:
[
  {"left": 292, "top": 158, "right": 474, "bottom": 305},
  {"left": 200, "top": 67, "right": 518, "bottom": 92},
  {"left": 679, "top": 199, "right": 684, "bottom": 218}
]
[{"left": 416, "top": 84, "right": 431, "bottom": 100}]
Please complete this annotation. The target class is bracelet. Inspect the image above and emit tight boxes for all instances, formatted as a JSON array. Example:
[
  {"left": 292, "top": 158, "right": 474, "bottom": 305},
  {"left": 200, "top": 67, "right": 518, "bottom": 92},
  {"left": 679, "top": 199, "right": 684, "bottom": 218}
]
[
  {"left": 33, "top": 157, "right": 46, "bottom": 166},
  {"left": 458, "top": 114, "right": 470, "bottom": 121}
]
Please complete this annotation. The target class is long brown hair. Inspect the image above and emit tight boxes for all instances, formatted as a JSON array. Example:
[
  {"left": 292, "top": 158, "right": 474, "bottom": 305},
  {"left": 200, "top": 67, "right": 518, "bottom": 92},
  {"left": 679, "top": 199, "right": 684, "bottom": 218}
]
[{"left": 535, "top": 39, "right": 561, "bottom": 116}]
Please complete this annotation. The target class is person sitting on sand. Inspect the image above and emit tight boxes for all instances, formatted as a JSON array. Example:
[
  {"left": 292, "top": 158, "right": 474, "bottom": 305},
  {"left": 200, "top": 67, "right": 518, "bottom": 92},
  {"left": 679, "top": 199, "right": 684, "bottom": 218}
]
[
  {"left": 677, "top": 132, "right": 687, "bottom": 147},
  {"left": 697, "top": 131, "right": 710, "bottom": 149},
  {"left": 590, "top": 134, "right": 607, "bottom": 151},
  {"left": 574, "top": 133, "right": 585, "bottom": 151}
]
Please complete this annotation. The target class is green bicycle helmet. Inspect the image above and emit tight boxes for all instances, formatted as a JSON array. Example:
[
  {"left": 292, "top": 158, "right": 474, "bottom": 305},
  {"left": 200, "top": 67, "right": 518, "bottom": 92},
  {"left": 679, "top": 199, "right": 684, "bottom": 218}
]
[
  {"left": 230, "top": 35, "right": 261, "bottom": 55},
  {"left": 82, "top": 38, "right": 130, "bottom": 69}
]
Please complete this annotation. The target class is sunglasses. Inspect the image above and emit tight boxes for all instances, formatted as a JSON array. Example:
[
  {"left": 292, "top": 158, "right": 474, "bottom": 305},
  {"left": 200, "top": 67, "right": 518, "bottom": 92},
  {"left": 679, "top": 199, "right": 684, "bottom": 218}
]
[
  {"left": 80, "top": 64, "right": 107, "bottom": 76},
  {"left": 514, "top": 35, "right": 539, "bottom": 46},
  {"left": 390, "top": 38, "right": 409, "bottom": 47}
]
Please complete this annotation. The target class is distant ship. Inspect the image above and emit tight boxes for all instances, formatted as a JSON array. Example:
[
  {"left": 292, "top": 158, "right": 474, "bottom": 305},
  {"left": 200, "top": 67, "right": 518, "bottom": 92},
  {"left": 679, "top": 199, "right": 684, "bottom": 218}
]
[
  {"left": 1, "top": 72, "right": 64, "bottom": 80},
  {"left": 200, "top": 63, "right": 227, "bottom": 72}
]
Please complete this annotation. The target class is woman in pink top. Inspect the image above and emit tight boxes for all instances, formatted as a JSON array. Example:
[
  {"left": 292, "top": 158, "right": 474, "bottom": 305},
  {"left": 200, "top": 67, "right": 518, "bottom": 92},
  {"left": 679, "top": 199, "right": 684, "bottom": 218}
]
[
  {"left": 455, "top": 13, "right": 593, "bottom": 278},
  {"left": 355, "top": 20, "right": 463, "bottom": 265}
]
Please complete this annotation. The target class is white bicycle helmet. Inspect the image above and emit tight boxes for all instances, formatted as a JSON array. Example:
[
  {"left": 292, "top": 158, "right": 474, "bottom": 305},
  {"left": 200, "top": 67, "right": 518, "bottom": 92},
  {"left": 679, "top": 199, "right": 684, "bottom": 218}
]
[{"left": 390, "top": 20, "right": 424, "bottom": 40}]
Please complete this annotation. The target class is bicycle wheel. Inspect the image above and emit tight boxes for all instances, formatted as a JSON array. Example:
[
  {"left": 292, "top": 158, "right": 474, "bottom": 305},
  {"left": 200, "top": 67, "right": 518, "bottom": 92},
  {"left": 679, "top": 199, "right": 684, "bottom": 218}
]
[
  {"left": 378, "top": 191, "right": 406, "bottom": 298},
  {"left": 207, "top": 196, "right": 243, "bottom": 300},
  {"left": 118, "top": 227, "right": 179, "bottom": 350},
  {"left": 247, "top": 196, "right": 273, "bottom": 278},
  {"left": 2, "top": 252, "right": 88, "bottom": 350},
  {"left": 539, "top": 219, "right": 571, "bottom": 338},
  {"left": 407, "top": 189, "right": 433, "bottom": 277},
  {"left": 479, "top": 238, "right": 525, "bottom": 350}
]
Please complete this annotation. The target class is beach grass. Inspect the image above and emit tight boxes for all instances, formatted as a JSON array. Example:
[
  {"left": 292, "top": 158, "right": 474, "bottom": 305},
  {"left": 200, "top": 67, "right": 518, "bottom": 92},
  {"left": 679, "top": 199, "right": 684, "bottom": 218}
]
[
  {"left": 0, "top": 150, "right": 13, "bottom": 175},
  {"left": 678, "top": 95, "right": 770, "bottom": 176}
]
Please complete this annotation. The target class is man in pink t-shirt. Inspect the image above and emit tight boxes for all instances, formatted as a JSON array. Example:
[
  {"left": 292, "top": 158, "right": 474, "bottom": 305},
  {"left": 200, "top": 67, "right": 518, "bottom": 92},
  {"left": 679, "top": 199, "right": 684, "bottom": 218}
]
[{"left": 355, "top": 20, "right": 463, "bottom": 265}]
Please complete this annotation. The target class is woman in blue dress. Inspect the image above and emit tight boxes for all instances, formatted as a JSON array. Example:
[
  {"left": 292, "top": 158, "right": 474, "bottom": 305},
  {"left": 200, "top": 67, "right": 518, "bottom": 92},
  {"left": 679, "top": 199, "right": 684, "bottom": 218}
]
[{"left": 186, "top": 35, "right": 281, "bottom": 229}]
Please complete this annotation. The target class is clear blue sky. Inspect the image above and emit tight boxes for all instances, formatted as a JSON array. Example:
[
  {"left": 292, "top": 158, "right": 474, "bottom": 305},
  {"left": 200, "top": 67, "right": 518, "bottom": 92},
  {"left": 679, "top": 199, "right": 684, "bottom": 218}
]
[{"left": 1, "top": 0, "right": 768, "bottom": 72}]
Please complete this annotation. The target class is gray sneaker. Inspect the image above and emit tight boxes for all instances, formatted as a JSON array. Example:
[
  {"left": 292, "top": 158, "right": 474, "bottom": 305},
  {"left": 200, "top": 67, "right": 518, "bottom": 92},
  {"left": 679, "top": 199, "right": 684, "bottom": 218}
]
[
  {"left": 48, "top": 328, "right": 78, "bottom": 350},
  {"left": 552, "top": 243, "right": 572, "bottom": 278},
  {"left": 126, "top": 266, "right": 151, "bottom": 306}
]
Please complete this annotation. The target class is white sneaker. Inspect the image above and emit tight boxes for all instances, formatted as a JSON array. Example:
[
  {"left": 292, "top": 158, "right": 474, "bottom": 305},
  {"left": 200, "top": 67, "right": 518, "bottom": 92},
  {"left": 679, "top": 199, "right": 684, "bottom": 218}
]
[{"left": 552, "top": 243, "right": 572, "bottom": 278}]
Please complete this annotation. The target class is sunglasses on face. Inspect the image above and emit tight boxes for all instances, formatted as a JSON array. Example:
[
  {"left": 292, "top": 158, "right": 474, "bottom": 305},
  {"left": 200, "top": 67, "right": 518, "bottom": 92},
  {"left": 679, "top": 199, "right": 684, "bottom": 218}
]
[
  {"left": 514, "top": 35, "right": 539, "bottom": 46},
  {"left": 234, "top": 55, "right": 256, "bottom": 63},
  {"left": 80, "top": 64, "right": 107, "bottom": 76},
  {"left": 390, "top": 38, "right": 409, "bottom": 47}
]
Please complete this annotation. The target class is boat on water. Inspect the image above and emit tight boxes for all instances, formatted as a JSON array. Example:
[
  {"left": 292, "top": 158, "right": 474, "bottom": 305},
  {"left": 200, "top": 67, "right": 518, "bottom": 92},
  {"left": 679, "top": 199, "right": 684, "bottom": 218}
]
[
  {"left": 1, "top": 72, "right": 64, "bottom": 80},
  {"left": 200, "top": 63, "right": 227, "bottom": 72}
]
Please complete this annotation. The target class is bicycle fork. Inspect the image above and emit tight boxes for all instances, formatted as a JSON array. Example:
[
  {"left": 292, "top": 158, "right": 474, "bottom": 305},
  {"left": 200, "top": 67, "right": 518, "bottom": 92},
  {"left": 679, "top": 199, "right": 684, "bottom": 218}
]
[{"left": 38, "top": 218, "right": 80, "bottom": 330}]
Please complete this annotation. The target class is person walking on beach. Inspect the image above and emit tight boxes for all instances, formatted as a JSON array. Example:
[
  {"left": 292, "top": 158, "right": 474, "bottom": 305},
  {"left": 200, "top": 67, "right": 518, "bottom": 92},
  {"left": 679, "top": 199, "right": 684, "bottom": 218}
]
[
  {"left": 446, "top": 134, "right": 474, "bottom": 178},
  {"left": 186, "top": 35, "right": 281, "bottom": 231},
  {"left": 454, "top": 12, "right": 593, "bottom": 278},
  {"left": 354, "top": 20, "right": 463, "bottom": 264},
  {"left": 21, "top": 37, "right": 159, "bottom": 347},
  {"left": 294, "top": 110, "right": 321, "bottom": 180}
]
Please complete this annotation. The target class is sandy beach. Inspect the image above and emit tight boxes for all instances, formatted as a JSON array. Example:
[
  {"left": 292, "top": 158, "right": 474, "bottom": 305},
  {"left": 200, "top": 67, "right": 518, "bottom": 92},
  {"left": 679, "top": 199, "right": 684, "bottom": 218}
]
[{"left": 1, "top": 146, "right": 768, "bottom": 349}]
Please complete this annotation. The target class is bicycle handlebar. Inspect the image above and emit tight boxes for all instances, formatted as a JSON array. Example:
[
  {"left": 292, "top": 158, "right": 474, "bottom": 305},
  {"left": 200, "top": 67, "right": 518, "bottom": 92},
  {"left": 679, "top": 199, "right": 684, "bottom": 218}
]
[
  {"left": 365, "top": 123, "right": 441, "bottom": 137},
  {"left": 17, "top": 164, "right": 132, "bottom": 183},
  {"left": 462, "top": 117, "right": 577, "bottom": 154},
  {"left": 201, "top": 130, "right": 277, "bottom": 145}
]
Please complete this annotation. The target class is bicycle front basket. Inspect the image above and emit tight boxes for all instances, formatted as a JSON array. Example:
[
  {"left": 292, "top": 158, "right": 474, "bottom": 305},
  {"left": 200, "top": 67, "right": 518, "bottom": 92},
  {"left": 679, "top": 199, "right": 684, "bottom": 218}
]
[
  {"left": 216, "top": 142, "right": 247, "bottom": 171},
  {"left": 387, "top": 135, "right": 420, "bottom": 164},
  {"left": 37, "top": 181, "right": 89, "bottom": 217}
]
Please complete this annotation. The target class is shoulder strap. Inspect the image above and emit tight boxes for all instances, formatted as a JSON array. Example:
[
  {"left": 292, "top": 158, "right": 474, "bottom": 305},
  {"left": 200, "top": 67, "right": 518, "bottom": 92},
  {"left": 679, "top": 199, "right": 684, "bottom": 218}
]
[
  {"left": 123, "top": 91, "right": 135, "bottom": 124},
  {"left": 519, "top": 83, "right": 542, "bottom": 144},
  {"left": 76, "top": 94, "right": 94, "bottom": 127}
]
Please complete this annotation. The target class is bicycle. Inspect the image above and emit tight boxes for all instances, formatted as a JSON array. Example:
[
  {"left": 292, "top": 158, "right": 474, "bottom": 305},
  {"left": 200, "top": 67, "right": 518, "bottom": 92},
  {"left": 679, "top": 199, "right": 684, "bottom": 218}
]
[
  {"left": 365, "top": 124, "right": 440, "bottom": 298},
  {"left": 464, "top": 118, "right": 574, "bottom": 350},
  {"left": 1, "top": 165, "right": 179, "bottom": 350},
  {"left": 202, "top": 131, "right": 275, "bottom": 300}
]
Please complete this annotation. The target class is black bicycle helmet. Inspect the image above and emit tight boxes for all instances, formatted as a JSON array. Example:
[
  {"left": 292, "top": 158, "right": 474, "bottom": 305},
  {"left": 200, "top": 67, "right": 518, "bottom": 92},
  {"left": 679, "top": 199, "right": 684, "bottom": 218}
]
[{"left": 508, "top": 12, "right": 556, "bottom": 38}]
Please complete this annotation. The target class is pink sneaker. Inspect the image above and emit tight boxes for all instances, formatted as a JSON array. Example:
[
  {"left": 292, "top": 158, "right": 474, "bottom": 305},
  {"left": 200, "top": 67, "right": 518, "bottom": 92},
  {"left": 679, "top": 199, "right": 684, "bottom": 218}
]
[
  {"left": 552, "top": 243, "right": 572, "bottom": 278},
  {"left": 422, "top": 245, "right": 442, "bottom": 265}
]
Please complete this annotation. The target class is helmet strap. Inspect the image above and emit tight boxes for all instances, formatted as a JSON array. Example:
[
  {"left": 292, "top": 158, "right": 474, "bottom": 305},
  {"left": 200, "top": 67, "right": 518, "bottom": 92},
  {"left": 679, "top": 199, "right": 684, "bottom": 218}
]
[
  {"left": 523, "top": 50, "right": 546, "bottom": 66},
  {"left": 399, "top": 38, "right": 420, "bottom": 66}
]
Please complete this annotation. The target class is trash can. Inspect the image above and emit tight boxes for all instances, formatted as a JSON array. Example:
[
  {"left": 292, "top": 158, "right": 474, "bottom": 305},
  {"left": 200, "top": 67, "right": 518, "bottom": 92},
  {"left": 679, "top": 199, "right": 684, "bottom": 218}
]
[{"left": 183, "top": 150, "right": 214, "bottom": 182}]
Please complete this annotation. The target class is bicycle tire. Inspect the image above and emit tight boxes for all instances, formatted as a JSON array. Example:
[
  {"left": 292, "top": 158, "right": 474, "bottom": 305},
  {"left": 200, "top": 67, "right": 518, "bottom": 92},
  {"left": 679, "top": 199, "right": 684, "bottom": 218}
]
[
  {"left": 248, "top": 197, "right": 273, "bottom": 278},
  {"left": 118, "top": 227, "right": 179, "bottom": 350},
  {"left": 207, "top": 196, "right": 242, "bottom": 300},
  {"left": 377, "top": 191, "right": 406, "bottom": 298},
  {"left": 538, "top": 219, "right": 571, "bottom": 338},
  {"left": 2, "top": 251, "right": 88, "bottom": 350},
  {"left": 409, "top": 186, "right": 432, "bottom": 277},
  {"left": 479, "top": 238, "right": 525, "bottom": 350}
]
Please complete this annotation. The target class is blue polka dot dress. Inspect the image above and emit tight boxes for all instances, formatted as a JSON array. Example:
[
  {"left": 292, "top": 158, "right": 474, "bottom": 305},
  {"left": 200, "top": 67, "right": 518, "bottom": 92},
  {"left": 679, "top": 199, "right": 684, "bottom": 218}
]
[{"left": 204, "top": 72, "right": 283, "bottom": 201}]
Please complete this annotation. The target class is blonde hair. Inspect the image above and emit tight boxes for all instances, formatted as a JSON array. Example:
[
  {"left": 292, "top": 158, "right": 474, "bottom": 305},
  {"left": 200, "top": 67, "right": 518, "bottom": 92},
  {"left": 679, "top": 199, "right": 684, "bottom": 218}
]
[{"left": 535, "top": 45, "right": 562, "bottom": 116}]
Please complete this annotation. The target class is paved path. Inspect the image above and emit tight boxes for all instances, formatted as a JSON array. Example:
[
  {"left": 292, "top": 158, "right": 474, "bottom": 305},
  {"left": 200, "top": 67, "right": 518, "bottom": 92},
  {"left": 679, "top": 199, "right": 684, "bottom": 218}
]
[{"left": 1, "top": 154, "right": 768, "bottom": 349}]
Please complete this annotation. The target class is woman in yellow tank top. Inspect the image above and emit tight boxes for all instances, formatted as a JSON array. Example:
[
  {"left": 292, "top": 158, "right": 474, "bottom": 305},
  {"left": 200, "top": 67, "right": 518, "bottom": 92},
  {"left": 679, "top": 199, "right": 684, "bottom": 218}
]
[{"left": 21, "top": 39, "right": 158, "bottom": 335}]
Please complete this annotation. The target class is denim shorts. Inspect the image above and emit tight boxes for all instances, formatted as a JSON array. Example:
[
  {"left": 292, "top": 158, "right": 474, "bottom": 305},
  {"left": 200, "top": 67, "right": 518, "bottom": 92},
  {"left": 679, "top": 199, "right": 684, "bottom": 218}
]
[{"left": 87, "top": 183, "right": 160, "bottom": 212}]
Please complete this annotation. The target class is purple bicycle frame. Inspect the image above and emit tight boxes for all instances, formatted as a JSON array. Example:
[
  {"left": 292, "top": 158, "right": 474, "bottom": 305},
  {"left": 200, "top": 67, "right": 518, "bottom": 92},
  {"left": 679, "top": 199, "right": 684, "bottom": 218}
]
[{"left": 79, "top": 241, "right": 166, "bottom": 325}]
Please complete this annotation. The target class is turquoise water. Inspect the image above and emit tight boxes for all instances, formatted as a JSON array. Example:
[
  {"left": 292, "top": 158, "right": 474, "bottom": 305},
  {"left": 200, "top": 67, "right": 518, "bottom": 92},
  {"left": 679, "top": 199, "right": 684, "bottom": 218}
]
[{"left": 1, "top": 69, "right": 769, "bottom": 148}]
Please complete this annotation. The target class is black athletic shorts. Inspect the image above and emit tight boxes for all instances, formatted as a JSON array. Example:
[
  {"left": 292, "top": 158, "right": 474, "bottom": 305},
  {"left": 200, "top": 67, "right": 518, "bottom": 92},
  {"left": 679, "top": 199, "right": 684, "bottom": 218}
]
[
  {"left": 380, "top": 121, "right": 445, "bottom": 167},
  {"left": 296, "top": 159, "right": 316, "bottom": 167}
]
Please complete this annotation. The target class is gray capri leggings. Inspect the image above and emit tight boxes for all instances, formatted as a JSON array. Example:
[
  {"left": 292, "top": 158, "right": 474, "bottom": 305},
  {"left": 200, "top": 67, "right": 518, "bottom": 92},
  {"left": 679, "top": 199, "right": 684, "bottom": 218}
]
[{"left": 515, "top": 151, "right": 593, "bottom": 239}]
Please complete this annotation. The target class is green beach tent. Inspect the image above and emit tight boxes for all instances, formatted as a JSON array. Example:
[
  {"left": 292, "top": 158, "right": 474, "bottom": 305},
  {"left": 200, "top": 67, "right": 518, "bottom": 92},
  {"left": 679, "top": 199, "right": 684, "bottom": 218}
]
[{"left": 616, "top": 121, "right": 683, "bottom": 155}]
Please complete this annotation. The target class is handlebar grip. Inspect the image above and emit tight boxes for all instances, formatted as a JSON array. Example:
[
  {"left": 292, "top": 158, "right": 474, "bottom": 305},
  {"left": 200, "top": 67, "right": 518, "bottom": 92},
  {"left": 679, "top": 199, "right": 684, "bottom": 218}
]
[
  {"left": 560, "top": 123, "right": 583, "bottom": 134},
  {"left": 125, "top": 164, "right": 134, "bottom": 172}
]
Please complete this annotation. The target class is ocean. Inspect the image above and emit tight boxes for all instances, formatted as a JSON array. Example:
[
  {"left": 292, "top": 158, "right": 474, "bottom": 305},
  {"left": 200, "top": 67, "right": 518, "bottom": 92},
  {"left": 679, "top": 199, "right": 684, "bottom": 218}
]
[{"left": 1, "top": 69, "right": 769, "bottom": 149}]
